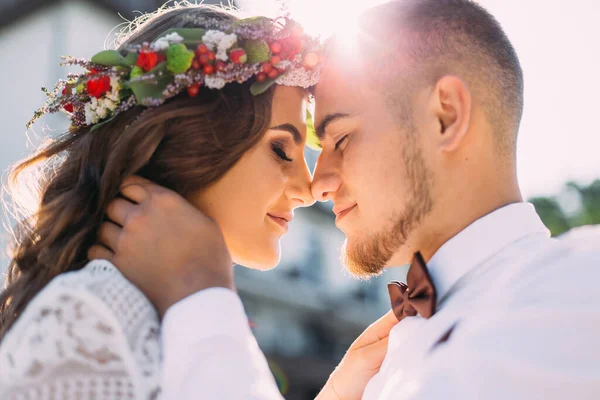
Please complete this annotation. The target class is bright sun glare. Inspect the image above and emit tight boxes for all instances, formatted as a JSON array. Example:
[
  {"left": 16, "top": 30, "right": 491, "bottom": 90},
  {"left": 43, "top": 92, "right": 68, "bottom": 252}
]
[{"left": 236, "top": 0, "right": 386, "bottom": 42}]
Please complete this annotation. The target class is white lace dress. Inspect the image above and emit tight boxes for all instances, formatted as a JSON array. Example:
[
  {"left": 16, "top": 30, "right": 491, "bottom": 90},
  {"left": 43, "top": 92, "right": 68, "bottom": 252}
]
[{"left": 0, "top": 260, "right": 162, "bottom": 400}]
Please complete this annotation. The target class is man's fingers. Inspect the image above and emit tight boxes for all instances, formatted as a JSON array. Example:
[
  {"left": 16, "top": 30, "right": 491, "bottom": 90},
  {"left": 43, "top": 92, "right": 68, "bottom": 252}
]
[
  {"left": 120, "top": 183, "right": 149, "bottom": 204},
  {"left": 122, "top": 175, "right": 155, "bottom": 188},
  {"left": 351, "top": 310, "right": 399, "bottom": 350},
  {"left": 121, "top": 175, "right": 159, "bottom": 204},
  {"left": 87, "top": 244, "right": 115, "bottom": 262},
  {"left": 97, "top": 221, "right": 123, "bottom": 252},
  {"left": 106, "top": 198, "right": 138, "bottom": 226}
]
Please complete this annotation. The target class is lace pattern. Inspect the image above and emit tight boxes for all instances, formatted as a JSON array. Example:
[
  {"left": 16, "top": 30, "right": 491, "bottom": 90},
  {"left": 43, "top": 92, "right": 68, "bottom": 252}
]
[{"left": 0, "top": 260, "right": 162, "bottom": 399}]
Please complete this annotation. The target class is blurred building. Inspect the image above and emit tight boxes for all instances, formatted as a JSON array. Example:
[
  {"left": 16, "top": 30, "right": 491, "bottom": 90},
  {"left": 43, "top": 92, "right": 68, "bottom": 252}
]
[{"left": 0, "top": 1, "right": 405, "bottom": 399}]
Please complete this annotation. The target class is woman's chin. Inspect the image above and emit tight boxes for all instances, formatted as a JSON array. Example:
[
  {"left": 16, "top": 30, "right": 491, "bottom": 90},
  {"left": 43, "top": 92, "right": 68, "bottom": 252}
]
[{"left": 233, "top": 250, "right": 281, "bottom": 271}]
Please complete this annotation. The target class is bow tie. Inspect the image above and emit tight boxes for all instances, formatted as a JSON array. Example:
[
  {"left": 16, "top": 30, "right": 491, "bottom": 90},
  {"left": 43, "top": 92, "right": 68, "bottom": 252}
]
[{"left": 388, "top": 252, "right": 437, "bottom": 321}]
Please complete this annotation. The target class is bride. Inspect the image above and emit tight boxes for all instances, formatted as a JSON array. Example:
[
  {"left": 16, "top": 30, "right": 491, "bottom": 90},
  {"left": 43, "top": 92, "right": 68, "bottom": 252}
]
[{"left": 0, "top": 3, "right": 393, "bottom": 399}]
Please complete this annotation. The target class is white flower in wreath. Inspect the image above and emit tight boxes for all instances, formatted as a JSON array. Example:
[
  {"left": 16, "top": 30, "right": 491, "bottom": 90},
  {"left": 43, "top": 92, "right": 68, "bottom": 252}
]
[
  {"left": 84, "top": 104, "right": 99, "bottom": 125},
  {"left": 105, "top": 76, "right": 121, "bottom": 103},
  {"left": 152, "top": 32, "right": 184, "bottom": 51},
  {"left": 109, "top": 76, "right": 120, "bottom": 91},
  {"left": 202, "top": 30, "right": 226, "bottom": 51},
  {"left": 96, "top": 105, "right": 109, "bottom": 120},
  {"left": 216, "top": 33, "right": 237, "bottom": 61},
  {"left": 205, "top": 76, "right": 226, "bottom": 89},
  {"left": 101, "top": 98, "right": 117, "bottom": 112}
]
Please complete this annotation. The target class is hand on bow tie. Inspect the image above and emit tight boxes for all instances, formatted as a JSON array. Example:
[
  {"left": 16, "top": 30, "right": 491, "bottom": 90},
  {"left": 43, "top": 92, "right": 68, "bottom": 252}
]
[
  {"left": 388, "top": 252, "right": 437, "bottom": 321},
  {"left": 317, "top": 310, "right": 399, "bottom": 400}
]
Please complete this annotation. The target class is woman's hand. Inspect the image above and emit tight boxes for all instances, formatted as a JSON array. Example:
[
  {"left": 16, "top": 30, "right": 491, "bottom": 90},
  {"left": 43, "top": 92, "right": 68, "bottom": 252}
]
[
  {"left": 317, "top": 311, "right": 398, "bottom": 400},
  {"left": 88, "top": 176, "right": 233, "bottom": 317}
]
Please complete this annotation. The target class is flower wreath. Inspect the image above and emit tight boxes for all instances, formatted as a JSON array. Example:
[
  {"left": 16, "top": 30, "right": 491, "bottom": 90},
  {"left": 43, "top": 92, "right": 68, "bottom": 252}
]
[{"left": 28, "top": 16, "right": 322, "bottom": 149}]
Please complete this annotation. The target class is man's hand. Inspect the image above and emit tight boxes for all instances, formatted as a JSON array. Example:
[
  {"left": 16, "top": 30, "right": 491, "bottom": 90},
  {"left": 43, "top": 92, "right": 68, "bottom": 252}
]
[
  {"left": 88, "top": 176, "right": 233, "bottom": 317},
  {"left": 317, "top": 310, "right": 398, "bottom": 400}
]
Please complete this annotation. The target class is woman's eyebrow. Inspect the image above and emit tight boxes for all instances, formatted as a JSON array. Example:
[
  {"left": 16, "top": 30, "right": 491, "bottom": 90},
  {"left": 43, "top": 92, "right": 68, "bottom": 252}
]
[{"left": 269, "top": 123, "right": 302, "bottom": 144}]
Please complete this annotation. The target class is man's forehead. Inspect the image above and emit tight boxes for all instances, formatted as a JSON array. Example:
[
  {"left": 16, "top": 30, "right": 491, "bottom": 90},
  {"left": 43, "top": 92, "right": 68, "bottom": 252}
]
[{"left": 314, "top": 63, "right": 370, "bottom": 124}]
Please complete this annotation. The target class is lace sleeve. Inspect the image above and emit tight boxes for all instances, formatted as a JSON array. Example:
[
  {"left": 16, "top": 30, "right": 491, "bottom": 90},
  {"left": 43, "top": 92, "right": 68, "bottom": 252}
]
[{"left": 0, "top": 284, "right": 144, "bottom": 399}]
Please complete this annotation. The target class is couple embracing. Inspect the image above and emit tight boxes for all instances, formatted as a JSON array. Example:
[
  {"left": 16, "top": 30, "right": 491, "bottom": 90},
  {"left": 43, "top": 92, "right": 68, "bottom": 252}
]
[{"left": 1, "top": 1, "right": 599, "bottom": 399}]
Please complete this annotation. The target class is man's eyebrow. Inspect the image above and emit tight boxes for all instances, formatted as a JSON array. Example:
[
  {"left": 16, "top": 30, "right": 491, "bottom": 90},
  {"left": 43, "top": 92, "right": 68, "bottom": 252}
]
[
  {"left": 269, "top": 123, "right": 302, "bottom": 145},
  {"left": 316, "top": 113, "right": 351, "bottom": 139}
]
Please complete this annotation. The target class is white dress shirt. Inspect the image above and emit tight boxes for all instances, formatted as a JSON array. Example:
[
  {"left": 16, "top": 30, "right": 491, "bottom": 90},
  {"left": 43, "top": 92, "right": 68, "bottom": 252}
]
[
  {"left": 363, "top": 202, "right": 600, "bottom": 399},
  {"left": 161, "top": 203, "right": 600, "bottom": 399}
]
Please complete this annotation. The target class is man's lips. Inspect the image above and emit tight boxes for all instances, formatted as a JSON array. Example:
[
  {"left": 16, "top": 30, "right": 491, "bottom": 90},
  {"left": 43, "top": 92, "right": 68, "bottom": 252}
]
[{"left": 333, "top": 204, "right": 357, "bottom": 221}]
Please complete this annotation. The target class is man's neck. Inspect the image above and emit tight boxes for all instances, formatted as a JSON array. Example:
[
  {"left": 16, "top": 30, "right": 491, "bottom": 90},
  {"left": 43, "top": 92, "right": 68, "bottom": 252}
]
[{"left": 388, "top": 178, "right": 523, "bottom": 267}]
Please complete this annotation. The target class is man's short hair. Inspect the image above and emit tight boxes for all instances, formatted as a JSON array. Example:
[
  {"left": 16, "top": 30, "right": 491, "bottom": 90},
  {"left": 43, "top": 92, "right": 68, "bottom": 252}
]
[{"left": 358, "top": 0, "right": 524, "bottom": 156}]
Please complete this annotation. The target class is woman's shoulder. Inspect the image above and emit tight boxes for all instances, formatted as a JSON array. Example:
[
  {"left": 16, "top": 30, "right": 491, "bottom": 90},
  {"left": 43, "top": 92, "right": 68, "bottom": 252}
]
[
  {"left": 51, "top": 259, "right": 160, "bottom": 331},
  {"left": 0, "top": 260, "right": 162, "bottom": 399},
  {"left": 43, "top": 259, "right": 162, "bottom": 384}
]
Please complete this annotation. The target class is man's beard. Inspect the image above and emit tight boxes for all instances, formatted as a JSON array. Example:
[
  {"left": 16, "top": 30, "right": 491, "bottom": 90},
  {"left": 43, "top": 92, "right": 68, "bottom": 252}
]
[{"left": 342, "top": 132, "right": 434, "bottom": 279}]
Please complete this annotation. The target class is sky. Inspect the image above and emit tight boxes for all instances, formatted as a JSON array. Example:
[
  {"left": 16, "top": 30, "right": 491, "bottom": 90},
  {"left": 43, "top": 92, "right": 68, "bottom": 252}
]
[{"left": 238, "top": 0, "right": 600, "bottom": 199}]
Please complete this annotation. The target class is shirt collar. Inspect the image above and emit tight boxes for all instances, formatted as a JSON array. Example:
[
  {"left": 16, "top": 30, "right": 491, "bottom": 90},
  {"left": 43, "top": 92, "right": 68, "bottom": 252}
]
[{"left": 426, "top": 202, "right": 550, "bottom": 303}]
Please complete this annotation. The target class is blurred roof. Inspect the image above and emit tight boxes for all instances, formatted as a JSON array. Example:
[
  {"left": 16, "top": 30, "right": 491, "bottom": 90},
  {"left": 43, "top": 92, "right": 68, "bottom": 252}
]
[{"left": 0, "top": 0, "right": 229, "bottom": 30}]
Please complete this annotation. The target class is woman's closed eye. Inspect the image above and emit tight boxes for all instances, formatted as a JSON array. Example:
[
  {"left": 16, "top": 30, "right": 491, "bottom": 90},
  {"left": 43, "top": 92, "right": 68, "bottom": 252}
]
[{"left": 271, "top": 142, "right": 293, "bottom": 162}]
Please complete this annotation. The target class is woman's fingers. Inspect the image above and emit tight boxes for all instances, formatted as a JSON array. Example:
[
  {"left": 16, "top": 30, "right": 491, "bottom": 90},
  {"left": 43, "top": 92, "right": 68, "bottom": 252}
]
[
  {"left": 355, "top": 336, "right": 390, "bottom": 372},
  {"left": 351, "top": 310, "right": 399, "bottom": 350}
]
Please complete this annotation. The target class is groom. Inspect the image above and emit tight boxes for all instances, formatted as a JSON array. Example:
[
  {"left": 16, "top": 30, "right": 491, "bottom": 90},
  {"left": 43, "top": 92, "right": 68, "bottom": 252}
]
[{"left": 90, "top": 0, "right": 600, "bottom": 399}]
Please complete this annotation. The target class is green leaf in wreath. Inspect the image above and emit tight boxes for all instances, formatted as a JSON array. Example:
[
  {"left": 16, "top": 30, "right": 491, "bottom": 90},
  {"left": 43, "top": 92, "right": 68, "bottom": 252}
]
[
  {"left": 128, "top": 74, "right": 171, "bottom": 104},
  {"left": 122, "top": 52, "right": 139, "bottom": 66},
  {"left": 122, "top": 61, "right": 168, "bottom": 88},
  {"left": 90, "top": 114, "right": 118, "bottom": 132},
  {"left": 249, "top": 69, "right": 289, "bottom": 96},
  {"left": 250, "top": 78, "right": 277, "bottom": 96},
  {"left": 148, "top": 61, "right": 168, "bottom": 75},
  {"left": 91, "top": 50, "right": 136, "bottom": 67},
  {"left": 305, "top": 109, "right": 321, "bottom": 150}
]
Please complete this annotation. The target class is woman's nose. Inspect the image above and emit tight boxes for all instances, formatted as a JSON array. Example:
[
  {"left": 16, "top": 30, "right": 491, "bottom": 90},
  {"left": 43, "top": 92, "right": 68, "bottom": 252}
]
[{"left": 288, "top": 158, "right": 315, "bottom": 208}]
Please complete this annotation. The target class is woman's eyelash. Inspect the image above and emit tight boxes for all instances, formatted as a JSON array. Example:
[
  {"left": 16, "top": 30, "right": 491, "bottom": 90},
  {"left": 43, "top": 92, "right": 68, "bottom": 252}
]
[
  {"left": 271, "top": 143, "right": 293, "bottom": 162},
  {"left": 335, "top": 135, "right": 348, "bottom": 150}
]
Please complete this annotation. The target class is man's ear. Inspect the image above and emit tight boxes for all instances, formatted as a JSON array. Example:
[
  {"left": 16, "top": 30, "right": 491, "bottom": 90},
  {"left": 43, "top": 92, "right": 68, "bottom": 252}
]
[{"left": 431, "top": 75, "right": 472, "bottom": 152}]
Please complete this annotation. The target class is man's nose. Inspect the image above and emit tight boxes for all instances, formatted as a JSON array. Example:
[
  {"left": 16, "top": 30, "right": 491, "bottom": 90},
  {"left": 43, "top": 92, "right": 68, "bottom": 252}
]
[{"left": 311, "top": 155, "right": 341, "bottom": 202}]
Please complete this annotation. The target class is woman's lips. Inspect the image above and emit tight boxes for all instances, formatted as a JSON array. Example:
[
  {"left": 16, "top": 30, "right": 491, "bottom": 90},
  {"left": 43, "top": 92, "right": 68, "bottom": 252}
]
[{"left": 267, "top": 213, "right": 291, "bottom": 231}]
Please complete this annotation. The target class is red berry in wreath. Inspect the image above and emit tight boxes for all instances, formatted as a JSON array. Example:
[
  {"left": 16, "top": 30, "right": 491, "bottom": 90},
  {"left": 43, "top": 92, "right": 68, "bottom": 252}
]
[
  {"left": 270, "top": 56, "right": 281, "bottom": 66},
  {"left": 270, "top": 41, "right": 282, "bottom": 54},
  {"left": 197, "top": 44, "right": 209, "bottom": 55},
  {"left": 199, "top": 53, "right": 210, "bottom": 65},
  {"left": 215, "top": 60, "right": 227, "bottom": 71},
  {"left": 203, "top": 64, "right": 214, "bottom": 75},
  {"left": 261, "top": 62, "right": 273, "bottom": 74},
  {"left": 188, "top": 83, "right": 200, "bottom": 97},
  {"left": 229, "top": 48, "right": 247, "bottom": 64},
  {"left": 187, "top": 83, "right": 201, "bottom": 97}
]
